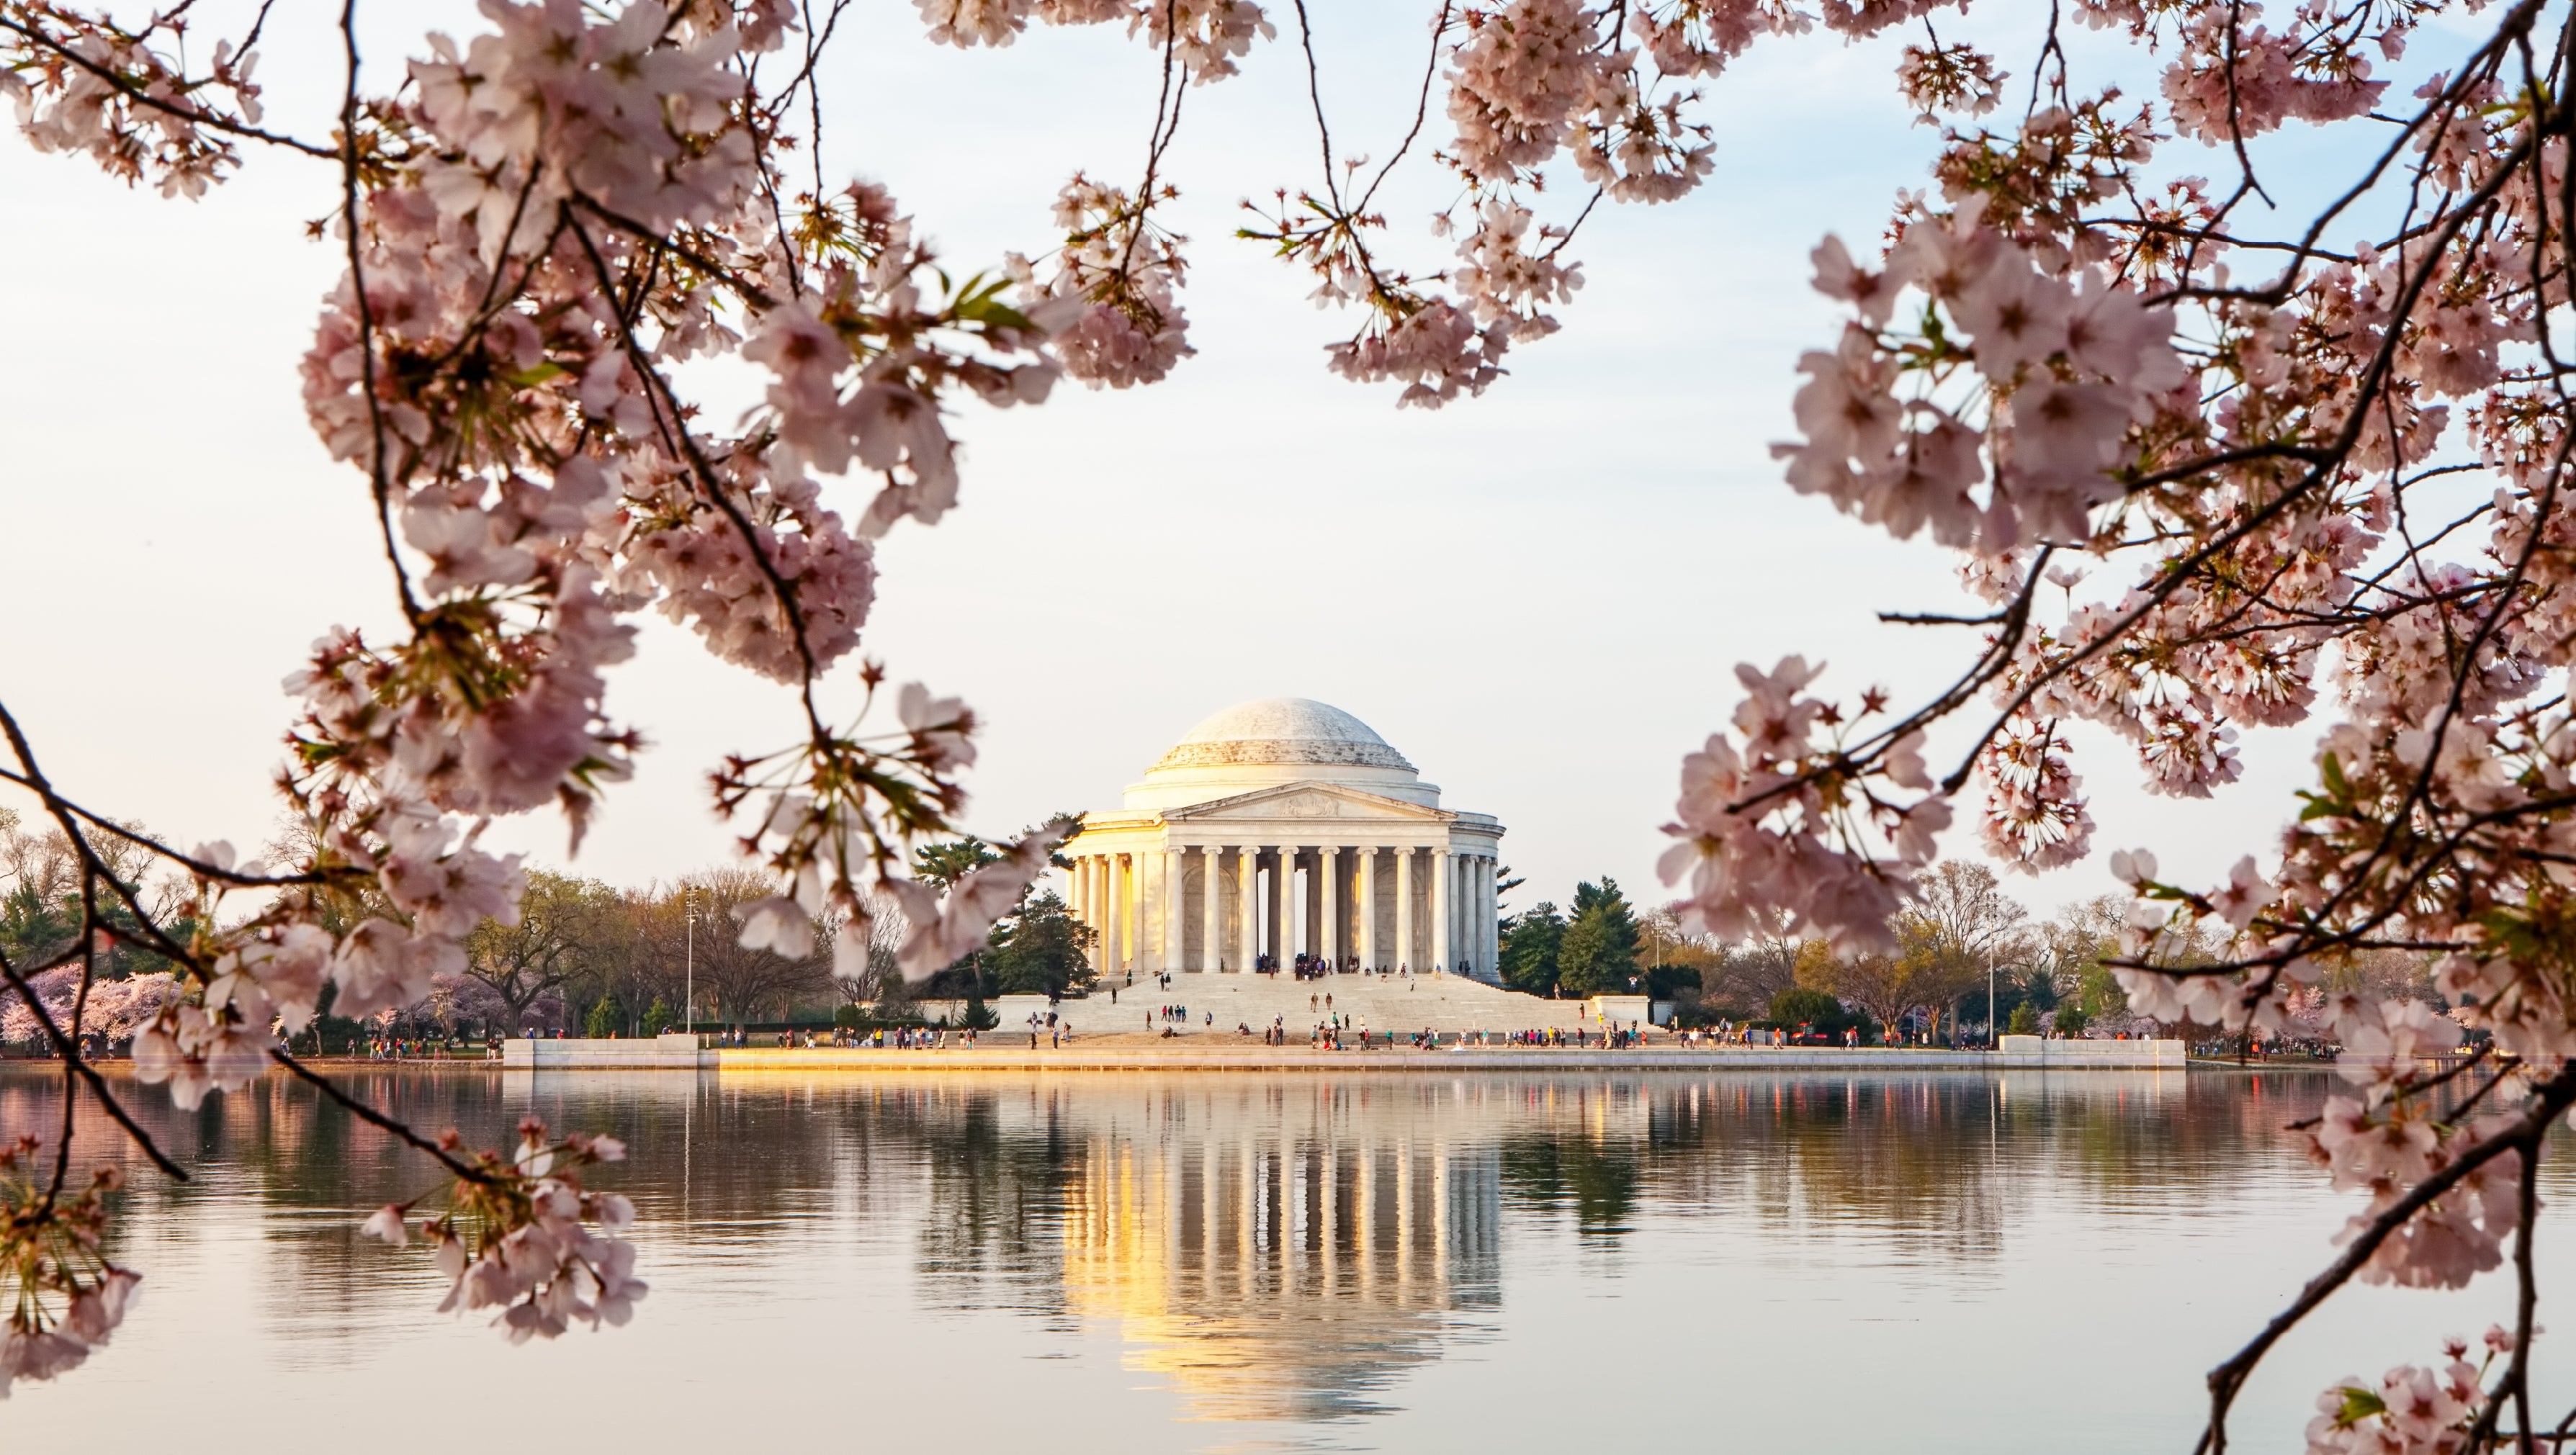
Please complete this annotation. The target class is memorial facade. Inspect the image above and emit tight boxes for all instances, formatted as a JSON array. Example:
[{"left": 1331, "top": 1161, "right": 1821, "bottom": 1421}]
[{"left": 1064, "top": 699, "right": 1504, "bottom": 981}]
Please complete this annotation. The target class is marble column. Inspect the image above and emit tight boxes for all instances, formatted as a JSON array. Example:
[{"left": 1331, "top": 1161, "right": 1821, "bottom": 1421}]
[
  {"left": 1484, "top": 855, "right": 1504, "bottom": 983},
  {"left": 1068, "top": 855, "right": 1085, "bottom": 952},
  {"left": 1106, "top": 853, "right": 1126, "bottom": 978},
  {"left": 1320, "top": 846, "right": 1340, "bottom": 971},
  {"left": 1462, "top": 855, "right": 1478, "bottom": 978},
  {"left": 1122, "top": 852, "right": 1138, "bottom": 978},
  {"left": 1278, "top": 850, "right": 1298, "bottom": 963},
  {"left": 1431, "top": 850, "right": 1452, "bottom": 973},
  {"left": 1394, "top": 849, "right": 1413, "bottom": 973},
  {"left": 1131, "top": 850, "right": 1149, "bottom": 973},
  {"left": 1202, "top": 847, "right": 1223, "bottom": 972},
  {"left": 1481, "top": 857, "right": 1497, "bottom": 980},
  {"left": 1284, "top": 847, "right": 1303, "bottom": 962},
  {"left": 1257, "top": 850, "right": 1278, "bottom": 963},
  {"left": 1238, "top": 845, "right": 1259, "bottom": 972},
  {"left": 1359, "top": 847, "right": 1378, "bottom": 971},
  {"left": 1074, "top": 856, "right": 1095, "bottom": 970},
  {"left": 1162, "top": 847, "right": 1182, "bottom": 974},
  {"left": 1090, "top": 854, "right": 1106, "bottom": 973},
  {"left": 1267, "top": 848, "right": 1285, "bottom": 965},
  {"left": 1303, "top": 850, "right": 1322, "bottom": 965}
]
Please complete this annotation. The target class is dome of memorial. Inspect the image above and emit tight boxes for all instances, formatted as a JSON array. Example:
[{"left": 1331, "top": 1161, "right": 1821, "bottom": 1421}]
[
  {"left": 1149, "top": 698, "right": 1415, "bottom": 772},
  {"left": 1122, "top": 698, "right": 1438, "bottom": 810}
]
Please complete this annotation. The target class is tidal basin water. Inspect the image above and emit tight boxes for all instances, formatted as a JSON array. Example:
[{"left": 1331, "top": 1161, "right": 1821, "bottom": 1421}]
[{"left": 9, "top": 1066, "right": 2576, "bottom": 1452}]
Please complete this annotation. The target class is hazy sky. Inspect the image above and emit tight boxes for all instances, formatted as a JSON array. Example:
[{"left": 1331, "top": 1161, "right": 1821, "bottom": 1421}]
[{"left": 0, "top": 0, "right": 2417, "bottom": 924}]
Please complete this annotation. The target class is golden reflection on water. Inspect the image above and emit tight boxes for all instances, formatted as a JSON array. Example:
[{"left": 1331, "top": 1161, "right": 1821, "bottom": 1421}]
[
  {"left": 8, "top": 1063, "right": 2557, "bottom": 1454},
  {"left": 1044, "top": 1082, "right": 1504, "bottom": 1420}
]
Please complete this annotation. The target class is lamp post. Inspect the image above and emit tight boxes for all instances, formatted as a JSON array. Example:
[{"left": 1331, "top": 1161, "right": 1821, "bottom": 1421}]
[
  {"left": 1989, "top": 958, "right": 1998, "bottom": 1050},
  {"left": 683, "top": 887, "right": 697, "bottom": 1042}
]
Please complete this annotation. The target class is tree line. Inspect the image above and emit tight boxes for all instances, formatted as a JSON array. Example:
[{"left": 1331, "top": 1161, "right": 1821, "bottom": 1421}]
[
  {"left": 2, "top": 811, "right": 1095, "bottom": 1048},
  {"left": 1499, "top": 860, "right": 2441, "bottom": 1046}
]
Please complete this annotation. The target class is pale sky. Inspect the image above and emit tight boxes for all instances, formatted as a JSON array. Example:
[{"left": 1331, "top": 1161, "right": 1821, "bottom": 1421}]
[{"left": 0, "top": 0, "right": 2400, "bottom": 926}]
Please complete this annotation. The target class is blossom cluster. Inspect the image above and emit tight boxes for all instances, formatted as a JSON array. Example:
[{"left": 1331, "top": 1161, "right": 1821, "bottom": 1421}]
[
  {"left": 0, "top": 965, "right": 174, "bottom": 1047},
  {"left": 1018, "top": 174, "right": 1193, "bottom": 389},
  {"left": 1628, "top": 0, "right": 2576, "bottom": 1364},
  {"left": 2305, "top": 1331, "right": 2508, "bottom": 1455},
  {"left": 0, "top": 2, "right": 266, "bottom": 197},
  {"left": 915, "top": 0, "right": 1270, "bottom": 82},
  {"left": 1, "top": 1140, "right": 138, "bottom": 1399},
  {"left": 0, "top": 0, "right": 1107, "bottom": 1380},
  {"left": 1659, "top": 656, "right": 1949, "bottom": 949},
  {"left": 48, "top": 0, "right": 1082, "bottom": 1112},
  {"left": 361, "top": 1120, "right": 645, "bottom": 1341}
]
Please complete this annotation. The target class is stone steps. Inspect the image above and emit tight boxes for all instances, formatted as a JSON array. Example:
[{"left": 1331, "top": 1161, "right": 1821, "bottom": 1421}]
[{"left": 995, "top": 973, "right": 1599, "bottom": 1037}]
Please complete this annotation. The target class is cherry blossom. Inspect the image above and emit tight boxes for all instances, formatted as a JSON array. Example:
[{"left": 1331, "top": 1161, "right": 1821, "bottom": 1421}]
[
  {"left": 0, "top": 1140, "right": 136, "bottom": 1399},
  {"left": 362, "top": 1120, "right": 646, "bottom": 1341},
  {"left": 2307, "top": 1342, "right": 2491, "bottom": 1455}
]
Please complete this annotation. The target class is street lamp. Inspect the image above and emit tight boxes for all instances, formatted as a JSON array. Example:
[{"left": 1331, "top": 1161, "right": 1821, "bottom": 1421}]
[{"left": 683, "top": 886, "right": 698, "bottom": 1042}]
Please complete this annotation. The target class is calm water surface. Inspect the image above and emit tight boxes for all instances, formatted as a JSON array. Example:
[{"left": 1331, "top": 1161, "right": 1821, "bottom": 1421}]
[{"left": 6, "top": 1065, "right": 2572, "bottom": 1452}]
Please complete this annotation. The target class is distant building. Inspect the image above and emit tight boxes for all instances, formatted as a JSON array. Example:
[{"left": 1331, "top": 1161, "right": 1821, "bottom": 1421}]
[{"left": 1067, "top": 698, "right": 1504, "bottom": 981}]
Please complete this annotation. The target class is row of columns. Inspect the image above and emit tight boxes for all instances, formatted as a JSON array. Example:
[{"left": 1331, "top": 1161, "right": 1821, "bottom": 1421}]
[{"left": 1065, "top": 844, "right": 1499, "bottom": 980}]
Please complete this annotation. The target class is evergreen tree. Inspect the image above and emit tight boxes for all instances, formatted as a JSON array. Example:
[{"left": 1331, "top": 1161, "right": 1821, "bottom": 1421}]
[
  {"left": 988, "top": 890, "right": 1096, "bottom": 999},
  {"left": 640, "top": 996, "right": 673, "bottom": 1037},
  {"left": 1556, "top": 879, "right": 1642, "bottom": 997},
  {"left": 911, "top": 837, "right": 1003, "bottom": 888},
  {"left": 1499, "top": 902, "right": 1566, "bottom": 996},
  {"left": 583, "top": 992, "right": 622, "bottom": 1038}
]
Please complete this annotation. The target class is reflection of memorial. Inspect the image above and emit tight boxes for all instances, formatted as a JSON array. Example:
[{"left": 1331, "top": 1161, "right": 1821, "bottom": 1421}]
[{"left": 1044, "top": 1081, "right": 1503, "bottom": 1421}]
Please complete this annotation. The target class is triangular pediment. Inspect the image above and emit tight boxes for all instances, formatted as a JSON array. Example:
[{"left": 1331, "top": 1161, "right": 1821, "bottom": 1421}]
[{"left": 1164, "top": 782, "right": 1452, "bottom": 823}]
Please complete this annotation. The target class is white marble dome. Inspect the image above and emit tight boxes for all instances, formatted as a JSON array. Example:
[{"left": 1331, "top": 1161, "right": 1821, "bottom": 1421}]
[
  {"left": 1154, "top": 698, "right": 1415, "bottom": 771},
  {"left": 1123, "top": 698, "right": 1440, "bottom": 810}
]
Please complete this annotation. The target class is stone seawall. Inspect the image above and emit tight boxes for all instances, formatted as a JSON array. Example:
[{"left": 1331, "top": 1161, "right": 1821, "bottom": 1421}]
[
  {"left": 498, "top": 1037, "right": 2187, "bottom": 1073},
  {"left": 704, "top": 1040, "right": 2188, "bottom": 1073},
  {"left": 502, "top": 1034, "right": 708, "bottom": 1070}
]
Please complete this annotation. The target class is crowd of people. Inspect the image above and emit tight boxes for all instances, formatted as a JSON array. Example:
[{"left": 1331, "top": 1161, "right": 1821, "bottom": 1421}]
[{"left": 1250, "top": 952, "right": 1469, "bottom": 981}]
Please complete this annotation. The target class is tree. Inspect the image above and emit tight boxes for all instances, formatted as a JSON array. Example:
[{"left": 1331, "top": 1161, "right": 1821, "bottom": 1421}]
[
  {"left": 668, "top": 870, "right": 835, "bottom": 1024},
  {"left": 583, "top": 994, "right": 621, "bottom": 1039},
  {"left": 1893, "top": 863, "right": 2029, "bottom": 1042},
  {"left": 1767, "top": 986, "right": 1861, "bottom": 1041},
  {"left": 912, "top": 839, "right": 1005, "bottom": 889},
  {"left": 1633, "top": 906, "right": 1715, "bottom": 1001},
  {"left": 1499, "top": 902, "right": 1566, "bottom": 996},
  {"left": 987, "top": 891, "right": 1095, "bottom": 1000},
  {"left": 1805, "top": 944, "right": 1912, "bottom": 1046},
  {"left": 1700, "top": 904, "right": 1809, "bottom": 1020},
  {"left": 2005, "top": 1004, "right": 2039, "bottom": 1037},
  {"left": 1556, "top": 880, "right": 1642, "bottom": 998},
  {"left": 640, "top": 996, "right": 673, "bottom": 1038},
  {"left": 822, "top": 896, "right": 912, "bottom": 1011},
  {"left": 461, "top": 871, "right": 623, "bottom": 1032}
]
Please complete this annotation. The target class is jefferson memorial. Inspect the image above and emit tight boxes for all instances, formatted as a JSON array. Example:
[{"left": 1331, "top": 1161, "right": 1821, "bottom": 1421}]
[{"left": 1064, "top": 699, "right": 1504, "bottom": 981}]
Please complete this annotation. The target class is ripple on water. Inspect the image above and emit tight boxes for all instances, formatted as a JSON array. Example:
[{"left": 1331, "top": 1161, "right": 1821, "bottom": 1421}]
[{"left": 2, "top": 1065, "right": 2569, "bottom": 1454}]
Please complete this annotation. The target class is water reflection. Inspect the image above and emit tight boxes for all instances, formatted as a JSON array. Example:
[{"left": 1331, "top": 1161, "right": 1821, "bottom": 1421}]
[
  {"left": 4, "top": 1065, "right": 2560, "bottom": 1454},
  {"left": 1017, "top": 1083, "right": 1502, "bottom": 1421}
]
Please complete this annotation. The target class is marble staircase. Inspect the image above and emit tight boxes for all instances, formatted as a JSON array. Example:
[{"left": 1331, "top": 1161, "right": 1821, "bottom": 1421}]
[{"left": 995, "top": 971, "right": 1601, "bottom": 1038}]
